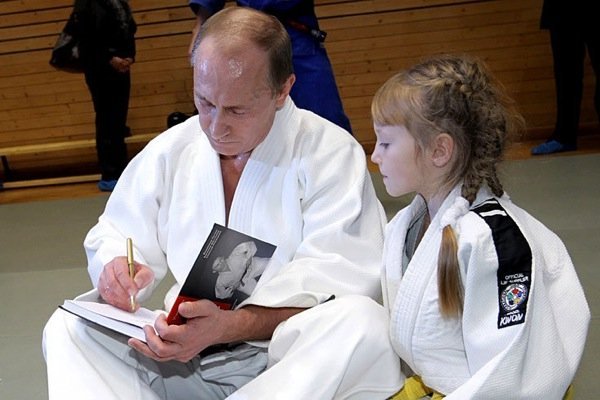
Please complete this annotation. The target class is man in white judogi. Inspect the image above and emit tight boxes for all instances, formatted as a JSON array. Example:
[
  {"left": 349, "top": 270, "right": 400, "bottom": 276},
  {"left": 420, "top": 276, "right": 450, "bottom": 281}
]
[{"left": 43, "top": 7, "right": 403, "bottom": 400}]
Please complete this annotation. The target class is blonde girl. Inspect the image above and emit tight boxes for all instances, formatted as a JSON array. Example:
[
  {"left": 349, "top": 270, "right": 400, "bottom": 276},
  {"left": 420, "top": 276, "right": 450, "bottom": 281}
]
[{"left": 371, "top": 54, "right": 590, "bottom": 399}]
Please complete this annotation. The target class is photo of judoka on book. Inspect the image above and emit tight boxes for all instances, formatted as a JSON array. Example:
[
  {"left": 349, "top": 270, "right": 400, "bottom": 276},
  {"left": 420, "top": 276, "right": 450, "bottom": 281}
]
[{"left": 166, "top": 223, "right": 276, "bottom": 325}]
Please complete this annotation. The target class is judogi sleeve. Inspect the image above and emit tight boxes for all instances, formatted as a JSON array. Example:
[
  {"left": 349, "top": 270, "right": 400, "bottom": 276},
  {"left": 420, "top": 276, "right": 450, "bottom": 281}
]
[
  {"left": 449, "top": 199, "right": 590, "bottom": 399},
  {"left": 83, "top": 126, "right": 195, "bottom": 302}
]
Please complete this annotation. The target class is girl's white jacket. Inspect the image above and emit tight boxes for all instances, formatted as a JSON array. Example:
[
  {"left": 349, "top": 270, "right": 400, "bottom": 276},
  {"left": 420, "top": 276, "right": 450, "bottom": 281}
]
[{"left": 383, "top": 185, "right": 590, "bottom": 399}]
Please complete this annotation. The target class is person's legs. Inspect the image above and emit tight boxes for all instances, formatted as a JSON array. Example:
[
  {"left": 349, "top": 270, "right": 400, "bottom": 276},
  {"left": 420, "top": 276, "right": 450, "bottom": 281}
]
[
  {"left": 43, "top": 309, "right": 163, "bottom": 399},
  {"left": 85, "top": 66, "right": 129, "bottom": 186},
  {"left": 155, "top": 344, "right": 268, "bottom": 400},
  {"left": 584, "top": 22, "right": 600, "bottom": 122},
  {"left": 43, "top": 309, "right": 268, "bottom": 400},
  {"left": 532, "top": 27, "right": 585, "bottom": 155},
  {"left": 550, "top": 27, "right": 585, "bottom": 147},
  {"left": 228, "top": 295, "right": 404, "bottom": 400}
]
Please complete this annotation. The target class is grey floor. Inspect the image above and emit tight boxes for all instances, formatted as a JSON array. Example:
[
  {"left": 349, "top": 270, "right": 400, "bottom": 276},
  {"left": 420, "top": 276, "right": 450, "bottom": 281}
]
[{"left": 0, "top": 154, "right": 598, "bottom": 399}]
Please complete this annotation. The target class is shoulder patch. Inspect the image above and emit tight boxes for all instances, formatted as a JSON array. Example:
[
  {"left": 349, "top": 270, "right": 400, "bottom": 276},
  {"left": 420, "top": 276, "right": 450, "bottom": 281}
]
[{"left": 472, "top": 199, "right": 532, "bottom": 329}]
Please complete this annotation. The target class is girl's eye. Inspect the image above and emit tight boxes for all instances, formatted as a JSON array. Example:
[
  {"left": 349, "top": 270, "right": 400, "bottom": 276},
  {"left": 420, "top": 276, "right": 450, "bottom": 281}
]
[{"left": 379, "top": 143, "right": 389, "bottom": 149}]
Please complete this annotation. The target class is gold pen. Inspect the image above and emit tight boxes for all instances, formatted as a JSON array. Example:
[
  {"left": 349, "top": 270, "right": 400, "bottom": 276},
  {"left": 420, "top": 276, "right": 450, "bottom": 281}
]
[{"left": 126, "top": 237, "right": 136, "bottom": 311}]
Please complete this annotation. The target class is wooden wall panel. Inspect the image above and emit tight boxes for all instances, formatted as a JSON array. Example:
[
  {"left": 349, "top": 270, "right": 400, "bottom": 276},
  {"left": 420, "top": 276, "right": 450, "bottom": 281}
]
[{"left": 0, "top": 0, "right": 597, "bottom": 175}]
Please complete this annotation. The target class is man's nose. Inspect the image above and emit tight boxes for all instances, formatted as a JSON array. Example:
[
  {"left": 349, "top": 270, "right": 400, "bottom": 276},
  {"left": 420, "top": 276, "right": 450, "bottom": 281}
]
[{"left": 209, "top": 110, "right": 229, "bottom": 139}]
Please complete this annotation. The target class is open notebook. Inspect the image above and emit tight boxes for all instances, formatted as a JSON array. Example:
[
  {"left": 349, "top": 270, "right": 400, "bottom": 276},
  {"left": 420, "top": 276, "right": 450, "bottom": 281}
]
[{"left": 60, "top": 300, "right": 163, "bottom": 342}]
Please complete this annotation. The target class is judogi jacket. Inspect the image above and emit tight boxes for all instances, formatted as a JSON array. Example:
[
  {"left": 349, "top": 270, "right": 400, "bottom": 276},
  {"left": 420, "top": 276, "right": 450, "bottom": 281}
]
[
  {"left": 383, "top": 185, "right": 590, "bottom": 399},
  {"left": 84, "top": 98, "right": 386, "bottom": 313}
]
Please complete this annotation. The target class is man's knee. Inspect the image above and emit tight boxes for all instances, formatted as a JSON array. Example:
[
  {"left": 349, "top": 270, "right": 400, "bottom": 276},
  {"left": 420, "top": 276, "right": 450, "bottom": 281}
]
[
  {"left": 42, "top": 309, "right": 68, "bottom": 359},
  {"left": 270, "top": 295, "right": 389, "bottom": 357},
  {"left": 319, "top": 295, "right": 388, "bottom": 332}
]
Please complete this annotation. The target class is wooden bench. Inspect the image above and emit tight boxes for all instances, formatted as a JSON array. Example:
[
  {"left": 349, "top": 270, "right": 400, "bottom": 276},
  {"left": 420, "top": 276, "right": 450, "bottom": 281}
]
[{"left": 0, "top": 133, "right": 158, "bottom": 189}]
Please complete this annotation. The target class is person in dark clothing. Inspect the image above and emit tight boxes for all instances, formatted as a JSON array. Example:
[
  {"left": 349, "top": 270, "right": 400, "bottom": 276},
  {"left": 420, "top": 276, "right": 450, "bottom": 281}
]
[
  {"left": 531, "top": 0, "right": 600, "bottom": 155},
  {"left": 78, "top": 0, "right": 136, "bottom": 190}
]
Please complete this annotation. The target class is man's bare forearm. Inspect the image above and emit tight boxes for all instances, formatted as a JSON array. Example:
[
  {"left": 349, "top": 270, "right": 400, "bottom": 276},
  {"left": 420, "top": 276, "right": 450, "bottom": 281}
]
[{"left": 220, "top": 305, "right": 306, "bottom": 344}]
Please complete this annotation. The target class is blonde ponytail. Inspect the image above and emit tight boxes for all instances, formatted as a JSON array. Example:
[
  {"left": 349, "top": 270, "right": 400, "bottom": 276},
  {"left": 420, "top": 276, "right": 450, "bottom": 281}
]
[{"left": 437, "top": 225, "right": 464, "bottom": 318}]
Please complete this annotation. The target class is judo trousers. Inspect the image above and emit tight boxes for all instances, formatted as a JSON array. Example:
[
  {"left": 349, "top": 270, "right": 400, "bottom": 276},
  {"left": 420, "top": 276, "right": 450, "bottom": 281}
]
[{"left": 43, "top": 295, "right": 403, "bottom": 399}]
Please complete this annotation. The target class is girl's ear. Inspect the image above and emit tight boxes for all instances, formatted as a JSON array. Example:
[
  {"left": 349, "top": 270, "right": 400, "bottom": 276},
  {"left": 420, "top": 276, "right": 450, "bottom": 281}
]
[{"left": 431, "top": 133, "right": 454, "bottom": 168}]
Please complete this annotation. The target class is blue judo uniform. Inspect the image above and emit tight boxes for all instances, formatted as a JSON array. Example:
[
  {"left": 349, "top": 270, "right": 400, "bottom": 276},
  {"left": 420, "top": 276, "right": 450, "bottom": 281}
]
[{"left": 189, "top": 0, "right": 352, "bottom": 133}]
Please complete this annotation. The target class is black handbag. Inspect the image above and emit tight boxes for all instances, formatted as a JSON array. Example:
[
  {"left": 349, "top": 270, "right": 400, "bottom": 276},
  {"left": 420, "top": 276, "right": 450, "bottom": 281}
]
[{"left": 49, "top": 11, "right": 84, "bottom": 73}]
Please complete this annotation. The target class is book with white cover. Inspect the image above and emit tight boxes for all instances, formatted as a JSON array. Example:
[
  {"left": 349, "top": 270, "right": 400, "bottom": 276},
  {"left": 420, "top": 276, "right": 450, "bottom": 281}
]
[{"left": 60, "top": 300, "right": 163, "bottom": 342}]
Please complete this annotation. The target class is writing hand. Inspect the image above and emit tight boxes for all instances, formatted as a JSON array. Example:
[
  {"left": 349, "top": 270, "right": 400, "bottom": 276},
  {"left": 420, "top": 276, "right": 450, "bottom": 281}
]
[{"left": 98, "top": 257, "right": 154, "bottom": 311}]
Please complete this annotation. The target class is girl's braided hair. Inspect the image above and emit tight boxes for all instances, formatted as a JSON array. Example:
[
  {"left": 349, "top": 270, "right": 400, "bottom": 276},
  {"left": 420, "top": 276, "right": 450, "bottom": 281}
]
[{"left": 372, "top": 54, "right": 525, "bottom": 317}]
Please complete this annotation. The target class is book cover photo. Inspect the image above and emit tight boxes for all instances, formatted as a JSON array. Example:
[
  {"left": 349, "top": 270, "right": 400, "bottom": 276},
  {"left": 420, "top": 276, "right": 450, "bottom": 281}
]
[{"left": 167, "top": 223, "right": 276, "bottom": 324}]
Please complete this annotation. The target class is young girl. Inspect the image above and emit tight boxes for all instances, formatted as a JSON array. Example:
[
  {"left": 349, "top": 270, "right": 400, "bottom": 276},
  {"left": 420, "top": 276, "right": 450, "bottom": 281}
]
[{"left": 371, "top": 55, "right": 590, "bottom": 399}]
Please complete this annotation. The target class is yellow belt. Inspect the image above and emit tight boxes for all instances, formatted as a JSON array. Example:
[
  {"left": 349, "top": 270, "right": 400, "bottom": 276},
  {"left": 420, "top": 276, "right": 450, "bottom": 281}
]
[
  {"left": 390, "top": 376, "right": 574, "bottom": 400},
  {"left": 563, "top": 384, "right": 574, "bottom": 400},
  {"left": 389, "top": 376, "right": 444, "bottom": 400}
]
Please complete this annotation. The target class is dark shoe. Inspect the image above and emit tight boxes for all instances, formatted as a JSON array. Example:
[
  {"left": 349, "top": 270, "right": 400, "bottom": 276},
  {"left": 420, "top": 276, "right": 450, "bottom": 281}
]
[
  {"left": 98, "top": 179, "right": 118, "bottom": 192},
  {"left": 531, "top": 140, "right": 576, "bottom": 155}
]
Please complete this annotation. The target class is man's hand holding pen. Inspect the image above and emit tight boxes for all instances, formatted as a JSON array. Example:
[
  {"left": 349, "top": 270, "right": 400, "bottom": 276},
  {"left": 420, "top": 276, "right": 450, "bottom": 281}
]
[{"left": 98, "top": 254, "right": 154, "bottom": 313}]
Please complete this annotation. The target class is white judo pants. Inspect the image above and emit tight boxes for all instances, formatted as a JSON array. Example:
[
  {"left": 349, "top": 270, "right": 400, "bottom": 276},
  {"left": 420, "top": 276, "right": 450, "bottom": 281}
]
[{"left": 43, "top": 295, "right": 403, "bottom": 400}]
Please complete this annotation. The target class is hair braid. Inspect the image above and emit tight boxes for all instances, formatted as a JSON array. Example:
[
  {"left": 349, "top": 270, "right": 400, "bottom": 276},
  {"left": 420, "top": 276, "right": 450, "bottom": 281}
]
[{"left": 372, "top": 54, "right": 524, "bottom": 318}]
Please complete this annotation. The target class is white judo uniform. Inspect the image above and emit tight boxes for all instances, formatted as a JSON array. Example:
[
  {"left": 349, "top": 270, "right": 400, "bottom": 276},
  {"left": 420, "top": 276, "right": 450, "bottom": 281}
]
[
  {"left": 43, "top": 99, "right": 403, "bottom": 400},
  {"left": 383, "top": 185, "right": 590, "bottom": 399}
]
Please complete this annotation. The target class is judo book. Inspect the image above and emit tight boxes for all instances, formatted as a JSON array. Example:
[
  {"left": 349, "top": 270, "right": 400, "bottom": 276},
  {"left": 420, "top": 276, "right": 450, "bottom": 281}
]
[
  {"left": 166, "top": 223, "right": 276, "bottom": 324},
  {"left": 59, "top": 224, "right": 276, "bottom": 340}
]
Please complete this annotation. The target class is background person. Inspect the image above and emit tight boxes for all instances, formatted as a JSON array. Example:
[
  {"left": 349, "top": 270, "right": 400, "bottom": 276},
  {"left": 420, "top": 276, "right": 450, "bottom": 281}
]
[
  {"left": 188, "top": 0, "right": 353, "bottom": 133},
  {"left": 43, "top": 8, "right": 402, "bottom": 399},
  {"left": 531, "top": 0, "right": 599, "bottom": 155},
  {"left": 78, "top": 0, "right": 136, "bottom": 191},
  {"left": 371, "top": 54, "right": 590, "bottom": 398}
]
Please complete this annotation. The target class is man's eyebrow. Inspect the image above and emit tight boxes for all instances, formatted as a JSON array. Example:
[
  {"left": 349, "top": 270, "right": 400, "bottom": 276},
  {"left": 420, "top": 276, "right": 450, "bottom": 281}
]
[
  {"left": 225, "top": 104, "right": 246, "bottom": 111},
  {"left": 195, "top": 95, "right": 246, "bottom": 111},
  {"left": 195, "top": 94, "right": 211, "bottom": 103}
]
